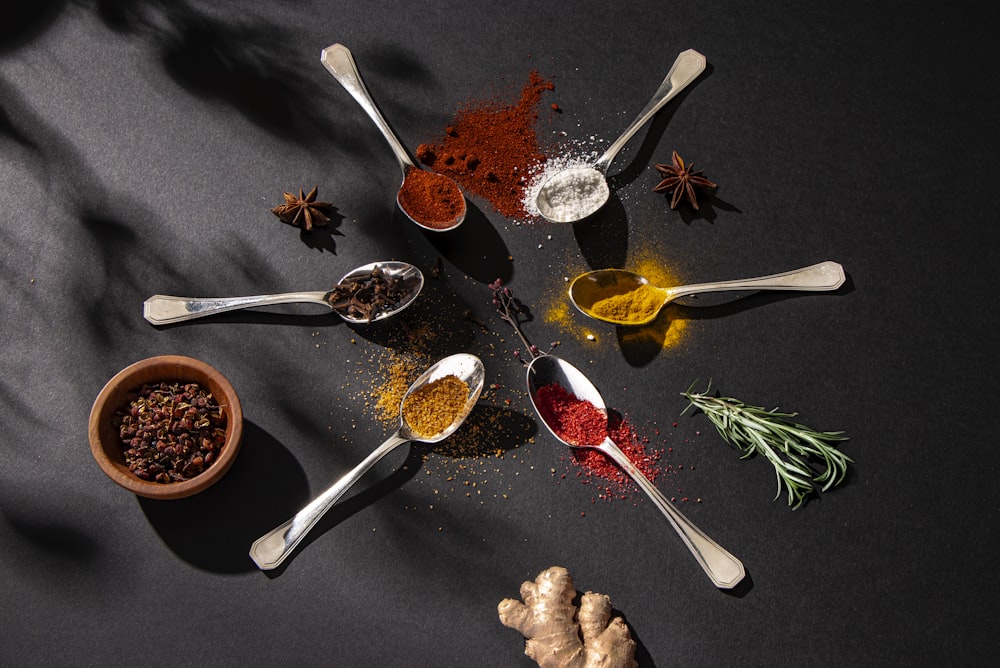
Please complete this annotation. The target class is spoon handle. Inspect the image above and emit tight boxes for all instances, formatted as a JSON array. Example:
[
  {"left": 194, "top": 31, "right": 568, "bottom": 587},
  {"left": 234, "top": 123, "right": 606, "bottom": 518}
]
[
  {"left": 250, "top": 432, "right": 411, "bottom": 571},
  {"left": 665, "top": 261, "right": 846, "bottom": 301},
  {"left": 320, "top": 44, "right": 415, "bottom": 175},
  {"left": 597, "top": 438, "right": 745, "bottom": 589},
  {"left": 594, "top": 49, "right": 706, "bottom": 174},
  {"left": 143, "top": 292, "right": 330, "bottom": 325}
]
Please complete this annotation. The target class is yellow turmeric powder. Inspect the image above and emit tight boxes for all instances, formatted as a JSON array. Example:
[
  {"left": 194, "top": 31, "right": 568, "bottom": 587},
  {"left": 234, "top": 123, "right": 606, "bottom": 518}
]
[{"left": 588, "top": 283, "right": 664, "bottom": 324}]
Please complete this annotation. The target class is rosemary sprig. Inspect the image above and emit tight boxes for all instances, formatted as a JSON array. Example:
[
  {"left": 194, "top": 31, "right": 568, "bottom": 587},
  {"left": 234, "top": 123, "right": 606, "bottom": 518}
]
[{"left": 681, "top": 382, "right": 852, "bottom": 509}]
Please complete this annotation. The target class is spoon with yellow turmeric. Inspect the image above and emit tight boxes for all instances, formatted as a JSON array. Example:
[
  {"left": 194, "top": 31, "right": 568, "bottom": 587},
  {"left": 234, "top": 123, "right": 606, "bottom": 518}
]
[{"left": 569, "top": 261, "right": 845, "bottom": 326}]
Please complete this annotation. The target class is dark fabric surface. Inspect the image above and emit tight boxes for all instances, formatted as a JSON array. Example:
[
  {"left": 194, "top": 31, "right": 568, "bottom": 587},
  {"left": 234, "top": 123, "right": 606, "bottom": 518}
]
[{"left": 2, "top": 1, "right": 997, "bottom": 665}]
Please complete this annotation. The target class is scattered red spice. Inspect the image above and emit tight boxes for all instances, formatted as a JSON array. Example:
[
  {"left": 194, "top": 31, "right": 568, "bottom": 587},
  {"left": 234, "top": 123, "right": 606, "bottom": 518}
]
[
  {"left": 571, "top": 414, "right": 664, "bottom": 500},
  {"left": 534, "top": 382, "right": 665, "bottom": 502},
  {"left": 416, "top": 71, "right": 554, "bottom": 219},
  {"left": 534, "top": 383, "right": 606, "bottom": 446},
  {"left": 396, "top": 167, "right": 465, "bottom": 229}
]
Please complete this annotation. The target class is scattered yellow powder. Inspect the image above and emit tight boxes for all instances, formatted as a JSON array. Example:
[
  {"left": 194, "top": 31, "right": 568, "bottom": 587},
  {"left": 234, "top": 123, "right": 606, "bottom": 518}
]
[
  {"left": 541, "top": 249, "right": 690, "bottom": 350},
  {"left": 373, "top": 356, "right": 420, "bottom": 423}
]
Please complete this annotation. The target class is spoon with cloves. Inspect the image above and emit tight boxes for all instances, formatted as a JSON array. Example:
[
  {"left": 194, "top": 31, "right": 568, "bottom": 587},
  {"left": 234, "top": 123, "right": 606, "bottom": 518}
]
[{"left": 142, "top": 261, "right": 423, "bottom": 325}]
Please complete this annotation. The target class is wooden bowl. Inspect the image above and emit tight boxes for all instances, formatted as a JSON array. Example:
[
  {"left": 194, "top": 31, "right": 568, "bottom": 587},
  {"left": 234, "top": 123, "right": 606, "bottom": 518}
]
[{"left": 89, "top": 355, "right": 243, "bottom": 500}]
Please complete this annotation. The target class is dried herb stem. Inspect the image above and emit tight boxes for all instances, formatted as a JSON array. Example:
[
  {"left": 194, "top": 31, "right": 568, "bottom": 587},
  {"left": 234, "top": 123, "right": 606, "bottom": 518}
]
[
  {"left": 489, "top": 279, "right": 558, "bottom": 365},
  {"left": 681, "top": 382, "right": 851, "bottom": 509}
]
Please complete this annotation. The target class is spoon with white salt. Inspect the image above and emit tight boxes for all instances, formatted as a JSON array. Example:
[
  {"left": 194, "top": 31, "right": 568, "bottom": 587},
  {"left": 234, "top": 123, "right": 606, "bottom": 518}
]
[
  {"left": 320, "top": 43, "right": 466, "bottom": 231},
  {"left": 526, "top": 353, "right": 745, "bottom": 589},
  {"left": 250, "top": 353, "right": 485, "bottom": 570},
  {"left": 535, "top": 49, "right": 707, "bottom": 223}
]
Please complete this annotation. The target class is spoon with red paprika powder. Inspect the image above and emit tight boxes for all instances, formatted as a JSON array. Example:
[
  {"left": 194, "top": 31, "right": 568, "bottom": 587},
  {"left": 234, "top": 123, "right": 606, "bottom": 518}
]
[
  {"left": 535, "top": 49, "right": 707, "bottom": 223},
  {"left": 320, "top": 44, "right": 466, "bottom": 231},
  {"left": 526, "top": 353, "right": 745, "bottom": 589}
]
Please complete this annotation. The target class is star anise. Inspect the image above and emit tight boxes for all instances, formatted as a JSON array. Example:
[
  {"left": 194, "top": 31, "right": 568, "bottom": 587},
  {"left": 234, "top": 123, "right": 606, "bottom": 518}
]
[
  {"left": 653, "top": 151, "right": 717, "bottom": 210},
  {"left": 271, "top": 186, "right": 333, "bottom": 231}
]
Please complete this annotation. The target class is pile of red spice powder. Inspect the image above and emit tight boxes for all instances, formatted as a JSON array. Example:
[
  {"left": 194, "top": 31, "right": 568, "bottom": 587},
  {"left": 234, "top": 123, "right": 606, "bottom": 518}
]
[
  {"left": 534, "top": 383, "right": 665, "bottom": 502},
  {"left": 396, "top": 167, "right": 464, "bottom": 229},
  {"left": 416, "top": 71, "right": 554, "bottom": 219}
]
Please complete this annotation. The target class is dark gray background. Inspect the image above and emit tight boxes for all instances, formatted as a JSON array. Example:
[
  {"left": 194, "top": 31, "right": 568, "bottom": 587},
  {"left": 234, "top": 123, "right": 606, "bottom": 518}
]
[{"left": 2, "top": 1, "right": 996, "bottom": 666}]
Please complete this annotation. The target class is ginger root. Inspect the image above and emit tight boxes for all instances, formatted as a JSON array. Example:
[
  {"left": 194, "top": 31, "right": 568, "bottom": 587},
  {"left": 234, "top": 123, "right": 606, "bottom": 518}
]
[{"left": 498, "top": 566, "right": 638, "bottom": 668}]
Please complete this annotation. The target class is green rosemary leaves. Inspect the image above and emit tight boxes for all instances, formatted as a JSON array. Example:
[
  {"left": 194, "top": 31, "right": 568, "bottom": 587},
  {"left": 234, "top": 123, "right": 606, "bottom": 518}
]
[{"left": 681, "top": 383, "right": 852, "bottom": 509}]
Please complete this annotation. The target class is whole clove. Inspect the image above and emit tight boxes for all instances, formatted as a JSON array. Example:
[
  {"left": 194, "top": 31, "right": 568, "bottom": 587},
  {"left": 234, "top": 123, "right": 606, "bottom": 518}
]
[{"left": 326, "top": 266, "right": 408, "bottom": 321}]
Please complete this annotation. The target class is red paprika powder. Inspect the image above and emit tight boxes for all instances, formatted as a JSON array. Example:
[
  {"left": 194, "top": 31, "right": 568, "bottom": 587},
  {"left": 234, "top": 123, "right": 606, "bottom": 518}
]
[
  {"left": 396, "top": 167, "right": 465, "bottom": 229},
  {"left": 416, "top": 71, "right": 554, "bottom": 219}
]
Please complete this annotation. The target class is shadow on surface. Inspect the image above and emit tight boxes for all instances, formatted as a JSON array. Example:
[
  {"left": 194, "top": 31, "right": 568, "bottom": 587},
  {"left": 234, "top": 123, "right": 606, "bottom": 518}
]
[
  {"left": 427, "top": 404, "right": 538, "bottom": 459},
  {"left": 296, "top": 209, "right": 347, "bottom": 254},
  {"left": 572, "top": 194, "right": 629, "bottom": 270},
  {"left": 259, "top": 443, "right": 424, "bottom": 577},
  {"left": 139, "top": 420, "right": 309, "bottom": 573},
  {"left": 569, "top": 70, "right": 713, "bottom": 271},
  {"left": 0, "top": 0, "right": 66, "bottom": 53},
  {"left": 419, "top": 201, "right": 514, "bottom": 284},
  {"left": 2, "top": 511, "right": 101, "bottom": 564},
  {"left": 618, "top": 282, "right": 854, "bottom": 367}
]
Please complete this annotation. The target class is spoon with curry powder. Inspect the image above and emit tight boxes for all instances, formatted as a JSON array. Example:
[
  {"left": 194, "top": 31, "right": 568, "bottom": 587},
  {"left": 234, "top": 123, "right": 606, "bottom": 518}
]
[
  {"left": 143, "top": 261, "right": 423, "bottom": 325},
  {"left": 569, "top": 261, "right": 846, "bottom": 326},
  {"left": 250, "top": 353, "right": 485, "bottom": 571},
  {"left": 526, "top": 353, "right": 745, "bottom": 589},
  {"left": 320, "top": 43, "right": 467, "bottom": 231}
]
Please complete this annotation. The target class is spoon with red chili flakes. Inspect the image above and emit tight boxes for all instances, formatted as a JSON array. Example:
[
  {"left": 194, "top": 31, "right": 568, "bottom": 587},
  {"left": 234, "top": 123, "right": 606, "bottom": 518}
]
[{"left": 526, "top": 353, "right": 745, "bottom": 590}]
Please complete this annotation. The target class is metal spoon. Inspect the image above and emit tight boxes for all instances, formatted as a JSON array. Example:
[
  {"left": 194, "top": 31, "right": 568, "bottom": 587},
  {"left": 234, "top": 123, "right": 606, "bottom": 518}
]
[
  {"left": 143, "top": 260, "right": 423, "bottom": 325},
  {"left": 569, "top": 261, "right": 846, "bottom": 326},
  {"left": 320, "top": 43, "right": 466, "bottom": 232},
  {"left": 535, "top": 49, "right": 707, "bottom": 223},
  {"left": 526, "top": 353, "right": 744, "bottom": 589},
  {"left": 250, "top": 353, "right": 485, "bottom": 570}
]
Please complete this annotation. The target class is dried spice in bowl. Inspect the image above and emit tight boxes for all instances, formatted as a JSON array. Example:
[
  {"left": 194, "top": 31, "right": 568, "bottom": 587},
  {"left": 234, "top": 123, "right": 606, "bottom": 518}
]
[
  {"left": 112, "top": 381, "right": 227, "bottom": 483},
  {"left": 326, "top": 266, "right": 408, "bottom": 321}
]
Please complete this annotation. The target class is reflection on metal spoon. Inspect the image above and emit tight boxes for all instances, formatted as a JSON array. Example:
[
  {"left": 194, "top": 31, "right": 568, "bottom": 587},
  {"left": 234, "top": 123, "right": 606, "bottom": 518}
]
[
  {"left": 320, "top": 43, "right": 466, "bottom": 231},
  {"left": 250, "top": 353, "right": 485, "bottom": 570},
  {"left": 536, "top": 49, "right": 707, "bottom": 223},
  {"left": 569, "top": 261, "right": 846, "bottom": 326},
  {"left": 525, "top": 353, "right": 745, "bottom": 589},
  {"left": 143, "top": 261, "right": 424, "bottom": 325}
]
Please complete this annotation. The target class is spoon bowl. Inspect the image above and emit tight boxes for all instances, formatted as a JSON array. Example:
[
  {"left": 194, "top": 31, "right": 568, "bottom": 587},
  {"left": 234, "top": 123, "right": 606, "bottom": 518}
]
[
  {"left": 320, "top": 43, "right": 466, "bottom": 231},
  {"left": 143, "top": 260, "right": 424, "bottom": 326},
  {"left": 250, "top": 353, "right": 485, "bottom": 570},
  {"left": 536, "top": 49, "right": 706, "bottom": 223},
  {"left": 569, "top": 261, "right": 846, "bottom": 326},
  {"left": 526, "top": 354, "right": 745, "bottom": 589}
]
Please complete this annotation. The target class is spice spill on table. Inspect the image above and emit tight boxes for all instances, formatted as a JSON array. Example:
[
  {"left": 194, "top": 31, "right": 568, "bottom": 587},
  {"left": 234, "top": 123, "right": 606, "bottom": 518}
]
[{"left": 417, "top": 71, "right": 555, "bottom": 220}]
